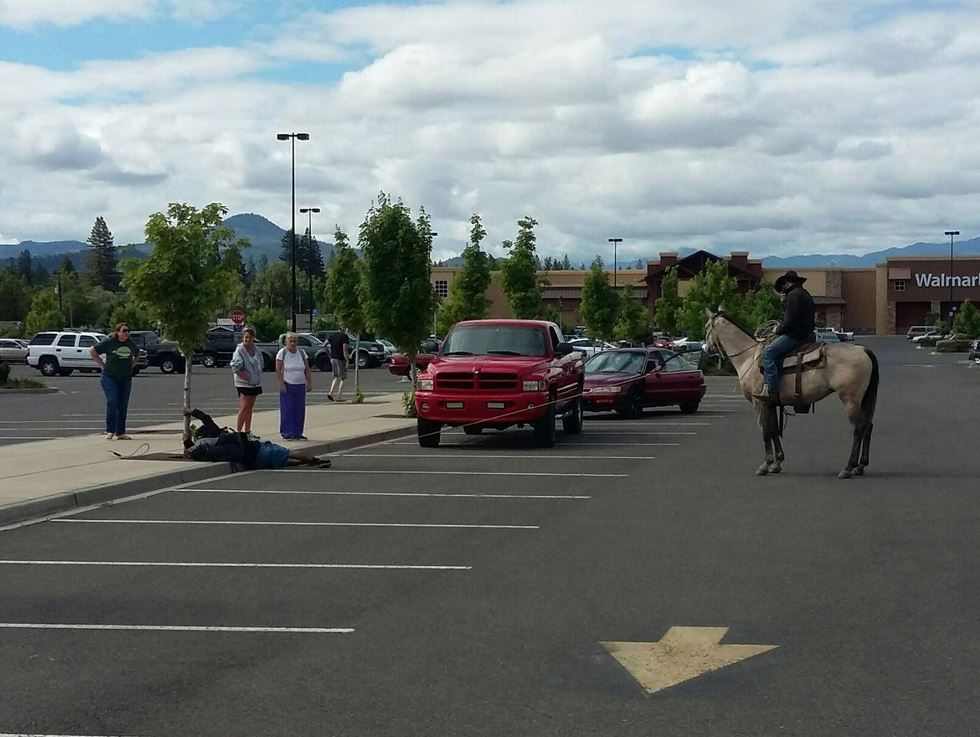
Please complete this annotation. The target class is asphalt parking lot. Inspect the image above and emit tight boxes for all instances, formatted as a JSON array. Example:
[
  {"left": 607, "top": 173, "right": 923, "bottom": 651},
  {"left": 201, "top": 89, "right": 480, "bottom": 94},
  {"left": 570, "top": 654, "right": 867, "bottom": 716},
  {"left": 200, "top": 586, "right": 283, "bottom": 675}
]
[
  {"left": 0, "top": 337, "right": 978, "bottom": 736},
  {"left": 0, "top": 363, "right": 409, "bottom": 447}
]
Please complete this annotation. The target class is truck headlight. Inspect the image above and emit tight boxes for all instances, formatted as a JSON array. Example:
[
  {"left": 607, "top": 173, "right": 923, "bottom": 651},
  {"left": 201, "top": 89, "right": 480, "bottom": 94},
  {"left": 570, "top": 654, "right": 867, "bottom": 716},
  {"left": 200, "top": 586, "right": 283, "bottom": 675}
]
[
  {"left": 589, "top": 385, "right": 622, "bottom": 393},
  {"left": 522, "top": 380, "right": 547, "bottom": 391},
  {"left": 417, "top": 378, "right": 434, "bottom": 391}
]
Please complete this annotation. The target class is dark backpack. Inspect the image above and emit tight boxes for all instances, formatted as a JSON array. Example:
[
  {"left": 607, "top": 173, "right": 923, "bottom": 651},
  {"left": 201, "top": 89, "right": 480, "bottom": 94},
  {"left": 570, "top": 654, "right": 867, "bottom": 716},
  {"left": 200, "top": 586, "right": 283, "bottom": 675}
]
[{"left": 185, "top": 431, "right": 247, "bottom": 463}]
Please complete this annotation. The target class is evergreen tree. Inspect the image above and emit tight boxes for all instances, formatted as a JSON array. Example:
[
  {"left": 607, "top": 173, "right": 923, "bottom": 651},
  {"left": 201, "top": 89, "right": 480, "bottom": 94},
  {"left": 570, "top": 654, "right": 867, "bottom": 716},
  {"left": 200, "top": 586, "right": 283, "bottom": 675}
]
[
  {"left": 59, "top": 254, "right": 76, "bottom": 274},
  {"left": 614, "top": 285, "right": 652, "bottom": 342},
  {"left": 16, "top": 249, "right": 32, "bottom": 285},
  {"left": 85, "top": 216, "right": 118, "bottom": 290},
  {"left": 0, "top": 270, "right": 30, "bottom": 321},
  {"left": 436, "top": 213, "right": 492, "bottom": 333},
  {"left": 579, "top": 257, "right": 619, "bottom": 340},
  {"left": 561, "top": 254, "right": 572, "bottom": 270},
  {"left": 953, "top": 299, "right": 980, "bottom": 338},
  {"left": 653, "top": 267, "right": 683, "bottom": 334},
  {"left": 500, "top": 217, "right": 544, "bottom": 319},
  {"left": 279, "top": 229, "right": 296, "bottom": 267}
]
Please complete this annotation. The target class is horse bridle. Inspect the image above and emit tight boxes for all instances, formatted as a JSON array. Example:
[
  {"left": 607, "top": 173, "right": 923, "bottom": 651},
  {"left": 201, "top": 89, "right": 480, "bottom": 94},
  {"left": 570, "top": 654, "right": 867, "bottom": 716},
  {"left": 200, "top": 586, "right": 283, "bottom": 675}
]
[{"left": 706, "top": 313, "right": 762, "bottom": 384}]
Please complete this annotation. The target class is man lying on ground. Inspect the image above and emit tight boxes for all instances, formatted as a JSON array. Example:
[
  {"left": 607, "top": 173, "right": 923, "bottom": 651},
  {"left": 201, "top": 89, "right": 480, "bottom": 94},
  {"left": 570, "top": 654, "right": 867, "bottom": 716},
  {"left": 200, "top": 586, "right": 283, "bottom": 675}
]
[{"left": 182, "top": 408, "right": 331, "bottom": 469}]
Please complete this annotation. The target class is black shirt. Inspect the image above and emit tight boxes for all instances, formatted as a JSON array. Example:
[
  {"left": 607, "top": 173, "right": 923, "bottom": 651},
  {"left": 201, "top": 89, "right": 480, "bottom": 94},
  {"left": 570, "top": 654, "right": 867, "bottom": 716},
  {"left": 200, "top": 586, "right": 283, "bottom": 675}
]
[
  {"left": 328, "top": 332, "right": 350, "bottom": 360},
  {"left": 778, "top": 286, "right": 816, "bottom": 341}
]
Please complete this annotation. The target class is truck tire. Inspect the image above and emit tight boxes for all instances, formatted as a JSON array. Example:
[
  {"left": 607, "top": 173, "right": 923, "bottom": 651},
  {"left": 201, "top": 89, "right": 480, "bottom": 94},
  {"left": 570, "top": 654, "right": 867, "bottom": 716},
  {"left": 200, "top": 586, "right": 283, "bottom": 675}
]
[
  {"left": 38, "top": 357, "right": 59, "bottom": 376},
  {"left": 533, "top": 401, "right": 557, "bottom": 447},
  {"left": 418, "top": 417, "right": 442, "bottom": 448},
  {"left": 679, "top": 401, "right": 700, "bottom": 414},
  {"left": 561, "top": 396, "right": 584, "bottom": 434},
  {"left": 160, "top": 357, "right": 178, "bottom": 374},
  {"left": 201, "top": 352, "right": 217, "bottom": 368},
  {"left": 356, "top": 351, "right": 369, "bottom": 370}
]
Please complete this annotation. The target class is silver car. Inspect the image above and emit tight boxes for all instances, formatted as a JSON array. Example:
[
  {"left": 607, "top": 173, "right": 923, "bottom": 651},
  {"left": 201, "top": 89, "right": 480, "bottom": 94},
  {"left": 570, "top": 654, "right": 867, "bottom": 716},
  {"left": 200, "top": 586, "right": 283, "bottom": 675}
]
[{"left": 0, "top": 338, "right": 29, "bottom": 363}]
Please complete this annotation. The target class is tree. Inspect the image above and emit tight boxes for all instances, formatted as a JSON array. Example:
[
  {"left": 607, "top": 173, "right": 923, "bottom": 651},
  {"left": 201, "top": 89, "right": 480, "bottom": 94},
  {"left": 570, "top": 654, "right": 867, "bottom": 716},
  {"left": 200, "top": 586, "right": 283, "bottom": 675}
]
[
  {"left": 251, "top": 261, "right": 292, "bottom": 313},
  {"left": 16, "top": 249, "right": 32, "bottom": 285},
  {"left": 436, "top": 213, "right": 492, "bottom": 334},
  {"left": 653, "top": 267, "right": 683, "bottom": 334},
  {"left": 742, "top": 280, "right": 783, "bottom": 331},
  {"left": 124, "top": 202, "right": 242, "bottom": 440},
  {"left": 58, "top": 254, "right": 76, "bottom": 274},
  {"left": 249, "top": 305, "right": 287, "bottom": 342},
  {"left": 676, "top": 260, "right": 746, "bottom": 339},
  {"left": 110, "top": 299, "right": 154, "bottom": 331},
  {"left": 561, "top": 254, "right": 572, "bottom": 270},
  {"left": 954, "top": 299, "right": 980, "bottom": 338},
  {"left": 85, "top": 216, "right": 118, "bottom": 291},
  {"left": 614, "top": 285, "right": 651, "bottom": 342},
  {"left": 360, "top": 194, "right": 435, "bottom": 378},
  {"left": 25, "top": 290, "right": 64, "bottom": 335},
  {"left": 327, "top": 226, "right": 367, "bottom": 393},
  {"left": 500, "top": 217, "right": 544, "bottom": 319},
  {"left": 579, "top": 257, "right": 619, "bottom": 340},
  {"left": 0, "top": 270, "right": 29, "bottom": 321}
]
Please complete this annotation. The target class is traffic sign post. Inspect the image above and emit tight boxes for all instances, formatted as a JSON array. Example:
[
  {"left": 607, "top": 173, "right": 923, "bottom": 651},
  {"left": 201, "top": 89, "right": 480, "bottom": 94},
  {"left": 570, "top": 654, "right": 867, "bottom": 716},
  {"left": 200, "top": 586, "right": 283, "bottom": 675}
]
[{"left": 229, "top": 309, "right": 247, "bottom": 326}]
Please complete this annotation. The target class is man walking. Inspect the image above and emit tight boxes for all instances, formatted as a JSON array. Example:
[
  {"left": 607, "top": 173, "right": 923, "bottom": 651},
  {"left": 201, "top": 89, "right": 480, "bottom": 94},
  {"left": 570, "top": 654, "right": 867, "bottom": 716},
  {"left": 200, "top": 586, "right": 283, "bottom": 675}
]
[
  {"left": 762, "top": 271, "right": 816, "bottom": 405},
  {"left": 327, "top": 328, "right": 351, "bottom": 401}
]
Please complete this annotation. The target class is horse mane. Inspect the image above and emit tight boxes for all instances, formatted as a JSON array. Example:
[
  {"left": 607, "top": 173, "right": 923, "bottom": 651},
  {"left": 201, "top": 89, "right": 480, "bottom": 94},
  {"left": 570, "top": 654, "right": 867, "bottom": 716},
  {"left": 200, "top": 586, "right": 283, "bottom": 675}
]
[{"left": 715, "top": 311, "right": 758, "bottom": 340}]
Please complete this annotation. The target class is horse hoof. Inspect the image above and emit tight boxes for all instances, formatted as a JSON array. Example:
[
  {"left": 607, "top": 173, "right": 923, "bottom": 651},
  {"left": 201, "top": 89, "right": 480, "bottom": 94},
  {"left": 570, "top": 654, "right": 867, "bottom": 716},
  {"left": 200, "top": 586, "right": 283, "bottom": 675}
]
[
  {"left": 756, "top": 466, "right": 769, "bottom": 476},
  {"left": 770, "top": 464, "right": 782, "bottom": 474},
  {"left": 853, "top": 467, "right": 864, "bottom": 476},
  {"left": 838, "top": 469, "right": 851, "bottom": 479}
]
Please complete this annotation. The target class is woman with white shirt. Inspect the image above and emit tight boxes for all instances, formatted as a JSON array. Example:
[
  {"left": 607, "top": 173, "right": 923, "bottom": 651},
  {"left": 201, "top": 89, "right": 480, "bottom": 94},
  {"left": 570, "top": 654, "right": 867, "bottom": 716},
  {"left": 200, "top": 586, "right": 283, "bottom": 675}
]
[
  {"left": 229, "top": 326, "right": 263, "bottom": 434},
  {"left": 276, "top": 332, "right": 313, "bottom": 440}
]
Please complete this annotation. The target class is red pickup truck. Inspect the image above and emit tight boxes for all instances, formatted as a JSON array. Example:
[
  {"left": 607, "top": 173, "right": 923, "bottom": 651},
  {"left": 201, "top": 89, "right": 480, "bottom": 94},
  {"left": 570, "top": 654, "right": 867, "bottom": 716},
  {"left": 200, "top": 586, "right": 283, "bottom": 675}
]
[{"left": 414, "top": 319, "right": 585, "bottom": 448}]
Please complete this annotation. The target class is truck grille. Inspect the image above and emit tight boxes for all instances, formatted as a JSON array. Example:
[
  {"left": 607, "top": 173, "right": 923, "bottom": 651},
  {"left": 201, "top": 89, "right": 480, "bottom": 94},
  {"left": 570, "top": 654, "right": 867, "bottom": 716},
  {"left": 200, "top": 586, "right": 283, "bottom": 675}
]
[{"left": 436, "top": 372, "right": 519, "bottom": 392}]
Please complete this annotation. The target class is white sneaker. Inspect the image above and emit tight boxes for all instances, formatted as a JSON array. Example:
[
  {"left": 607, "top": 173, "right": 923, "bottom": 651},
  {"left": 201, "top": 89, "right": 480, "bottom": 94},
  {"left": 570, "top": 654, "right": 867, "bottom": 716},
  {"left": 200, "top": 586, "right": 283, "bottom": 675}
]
[
  {"left": 115, "top": 434, "right": 132, "bottom": 440},
  {"left": 106, "top": 433, "right": 116, "bottom": 440}
]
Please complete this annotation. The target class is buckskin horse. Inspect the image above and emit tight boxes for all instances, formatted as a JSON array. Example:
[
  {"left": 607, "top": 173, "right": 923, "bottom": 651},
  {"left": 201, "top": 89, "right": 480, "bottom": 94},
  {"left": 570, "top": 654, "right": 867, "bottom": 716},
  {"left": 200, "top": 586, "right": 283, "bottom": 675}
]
[{"left": 704, "top": 310, "right": 879, "bottom": 479}]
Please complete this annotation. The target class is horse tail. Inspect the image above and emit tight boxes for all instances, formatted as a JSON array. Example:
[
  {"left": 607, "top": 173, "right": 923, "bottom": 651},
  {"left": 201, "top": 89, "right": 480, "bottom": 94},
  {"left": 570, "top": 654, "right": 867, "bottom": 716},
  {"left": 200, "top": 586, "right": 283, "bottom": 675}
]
[{"left": 861, "top": 348, "right": 879, "bottom": 421}]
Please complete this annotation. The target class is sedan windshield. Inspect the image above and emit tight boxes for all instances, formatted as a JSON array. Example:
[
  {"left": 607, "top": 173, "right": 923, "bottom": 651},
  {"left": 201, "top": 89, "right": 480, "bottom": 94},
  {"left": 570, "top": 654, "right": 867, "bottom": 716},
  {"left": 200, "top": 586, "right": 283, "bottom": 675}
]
[
  {"left": 586, "top": 351, "right": 645, "bottom": 374},
  {"left": 441, "top": 325, "right": 548, "bottom": 357}
]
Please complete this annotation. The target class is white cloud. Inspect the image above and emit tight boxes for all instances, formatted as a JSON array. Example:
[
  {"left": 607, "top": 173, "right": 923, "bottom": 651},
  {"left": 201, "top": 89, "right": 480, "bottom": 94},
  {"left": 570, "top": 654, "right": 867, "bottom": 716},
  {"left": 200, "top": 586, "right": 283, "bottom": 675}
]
[{"left": 0, "top": 0, "right": 238, "bottom": 28}]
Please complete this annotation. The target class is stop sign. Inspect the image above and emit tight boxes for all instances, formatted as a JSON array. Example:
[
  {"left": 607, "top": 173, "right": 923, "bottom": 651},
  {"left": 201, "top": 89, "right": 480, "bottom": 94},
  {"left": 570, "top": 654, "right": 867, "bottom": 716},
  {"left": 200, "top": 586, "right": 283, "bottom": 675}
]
[{"left": 229, "top": 309, "right": 247, "bottom": 325}]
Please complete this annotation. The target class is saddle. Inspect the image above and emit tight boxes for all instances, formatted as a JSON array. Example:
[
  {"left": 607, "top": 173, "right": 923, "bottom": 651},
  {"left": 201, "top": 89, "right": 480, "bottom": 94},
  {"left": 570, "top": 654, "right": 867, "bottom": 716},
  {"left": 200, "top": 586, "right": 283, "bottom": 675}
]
[{"left": 758, "top": 334, "right": 826, "bottom": 411}]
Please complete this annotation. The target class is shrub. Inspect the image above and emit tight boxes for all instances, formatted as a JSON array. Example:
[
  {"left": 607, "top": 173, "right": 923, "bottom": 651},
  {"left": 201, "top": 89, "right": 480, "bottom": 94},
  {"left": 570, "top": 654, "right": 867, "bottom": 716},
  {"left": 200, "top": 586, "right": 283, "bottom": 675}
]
[
  {"left": 402, "top": 389, "right": 417, "bottom": 417},
  {"left": 936, "top": 339, "right": 971, "bottom": 353},
  {"left": 0, "top": 360, "right": 9, "bottom": 384}
]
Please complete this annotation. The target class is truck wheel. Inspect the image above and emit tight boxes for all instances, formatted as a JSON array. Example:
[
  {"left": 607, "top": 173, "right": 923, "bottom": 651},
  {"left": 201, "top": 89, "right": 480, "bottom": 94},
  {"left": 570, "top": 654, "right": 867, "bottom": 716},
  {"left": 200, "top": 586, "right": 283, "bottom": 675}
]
[
  {"left": 160, "top": 357, "right": 177, "bottom": 374},
  {"left": 679, "top": 401, "right": 700, "bottom": 414},
  {"left": 201, "top": 353, "right": 217, "bottom": 368},
  {"left": 533, "top": 401, "right": 557, "bottom": 447},
  {"left": 618, "top": 388, "right": 644, "bottom": 419},
  {"left": 356, "top": 351, "right": 369, "bottom": 369},
  {"left": 561, "top": 396, "right": 584, "bottom": 434},
  {"left": 39, "top": 357, "right": 59, "bottom": 376},
  {"left": 418, "top": 417, "right": 442, "bottom": 448}
]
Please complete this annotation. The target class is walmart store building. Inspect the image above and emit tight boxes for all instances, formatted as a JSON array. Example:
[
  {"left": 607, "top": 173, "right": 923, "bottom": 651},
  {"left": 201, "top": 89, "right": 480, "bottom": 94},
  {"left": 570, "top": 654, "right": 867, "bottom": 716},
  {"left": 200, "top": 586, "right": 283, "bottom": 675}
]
[{"left": 430, "top": 251, "right": 980, "bottom": 336}]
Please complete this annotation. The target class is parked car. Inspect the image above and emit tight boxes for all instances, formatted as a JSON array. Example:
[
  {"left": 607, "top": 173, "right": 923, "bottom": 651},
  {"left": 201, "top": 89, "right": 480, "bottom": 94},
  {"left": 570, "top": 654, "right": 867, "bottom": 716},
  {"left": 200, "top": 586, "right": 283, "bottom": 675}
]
[
  {"left": 969, "top": 339, "right": 980, "bottom": 364},
  {"left": 0, "top": 338, "right": 29, "bottom": 363},
  {"left": 583, "top": 348, "right": 705, "bottom": 417},
  {"left": 128, "top": 330, "right": 188, "bottom": 374},
  {"left": 567, "top": 337, "right": 617, "bottom": 357},
  {"left": 199, "top": 327, "right": 239, "bottom": 368},
  {"left": 388, "top": 348, "right": 436, "bottom": 377},
  {"left": 414, "top": 319, "right": 584, "bottom": 447},
  {"left": 26, "top": 330, "right": 146, "bottom": 376},
  {"left": 911, "top": 330, "right": 946, "bottom": 345},
  {"left": 816, "top": 328, "right": 841, "bottom": 343},
  {"left": 906, "top": 325, "right": 935, "bottom": 340},
  {"left": 315, "top": 330, "right": 389, "bottom": 369},
  {"left": 649, "top": 335, "right": 676, "bottom": 349}
]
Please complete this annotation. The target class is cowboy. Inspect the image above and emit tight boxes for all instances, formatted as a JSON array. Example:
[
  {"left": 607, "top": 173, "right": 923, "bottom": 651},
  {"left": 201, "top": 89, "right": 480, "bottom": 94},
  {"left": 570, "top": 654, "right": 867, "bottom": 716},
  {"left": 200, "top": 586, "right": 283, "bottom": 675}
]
[{"left": 761, "top": 271, "right": 816, "bottom": 404}]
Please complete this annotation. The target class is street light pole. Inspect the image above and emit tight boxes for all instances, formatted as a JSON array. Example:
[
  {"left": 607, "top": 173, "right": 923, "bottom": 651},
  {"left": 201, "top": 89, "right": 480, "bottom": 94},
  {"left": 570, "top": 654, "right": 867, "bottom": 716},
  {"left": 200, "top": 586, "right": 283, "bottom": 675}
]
[
  {"left": 430, "top": 231, "right": 439, "bottom": 335},
  {"left": 945, "top": 229, "right": 959, "bottom": 327},
  {"left": 608, "top": 238, "right": 623, "bottom": 288},
  {"left": 300, "top": 207, "right": 320, "bottom": 331},
  {"left": 277, "top": 132, "right": 310, "bottom": 331}
]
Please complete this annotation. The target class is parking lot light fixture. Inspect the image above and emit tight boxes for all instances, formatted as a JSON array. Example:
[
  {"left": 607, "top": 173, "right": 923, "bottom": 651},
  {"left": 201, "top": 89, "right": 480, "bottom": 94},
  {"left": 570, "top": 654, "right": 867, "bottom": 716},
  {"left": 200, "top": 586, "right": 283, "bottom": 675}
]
[
  {"left": 277, "top": 132, "right": 310, "bottom": 331},
  {"left": 944, "top": 230, "right": 959, "bottom": 326},
  {"left": 608, "top": 238, "right": 623, "bottom": 288}
]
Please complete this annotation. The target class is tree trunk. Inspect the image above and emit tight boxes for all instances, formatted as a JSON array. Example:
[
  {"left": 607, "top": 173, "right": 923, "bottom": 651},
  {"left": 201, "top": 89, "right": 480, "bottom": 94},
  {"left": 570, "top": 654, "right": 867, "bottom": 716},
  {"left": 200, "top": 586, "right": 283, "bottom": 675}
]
[{"left": 182, "top": 351, "right": 193, "bottom": 444}]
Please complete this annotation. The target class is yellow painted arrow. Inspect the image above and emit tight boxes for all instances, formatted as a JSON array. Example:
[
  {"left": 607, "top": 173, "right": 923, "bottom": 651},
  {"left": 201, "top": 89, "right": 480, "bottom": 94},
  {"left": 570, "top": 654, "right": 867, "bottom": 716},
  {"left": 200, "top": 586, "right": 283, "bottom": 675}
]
[{"left": 601, "top": 626, "right": 777, "bottom": 695}]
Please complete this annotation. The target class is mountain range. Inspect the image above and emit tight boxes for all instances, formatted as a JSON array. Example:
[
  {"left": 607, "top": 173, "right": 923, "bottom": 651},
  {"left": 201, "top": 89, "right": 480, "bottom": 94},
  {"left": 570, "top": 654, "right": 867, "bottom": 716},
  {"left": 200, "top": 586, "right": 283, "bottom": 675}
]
[{"left": 3, "top": 213, "right": 978, "bottom": 269}]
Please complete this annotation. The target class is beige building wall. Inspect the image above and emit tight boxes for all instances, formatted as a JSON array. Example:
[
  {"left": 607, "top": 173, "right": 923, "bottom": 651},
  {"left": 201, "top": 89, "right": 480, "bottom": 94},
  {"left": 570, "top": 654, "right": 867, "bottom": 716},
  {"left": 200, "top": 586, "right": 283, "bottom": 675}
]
[{"left": 841, "top": 270, "right": 877, "bottom": 335}]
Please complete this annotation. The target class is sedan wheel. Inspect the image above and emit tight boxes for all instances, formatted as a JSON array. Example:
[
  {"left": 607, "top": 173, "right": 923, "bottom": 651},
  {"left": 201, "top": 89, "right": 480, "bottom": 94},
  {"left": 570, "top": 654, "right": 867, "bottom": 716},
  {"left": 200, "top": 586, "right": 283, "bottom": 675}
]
[
  {"left": 617, "top": 388, "right": 644, "bottom": 419},
  {"left": 679, "top": 401, "right": 700, "bottom": 414}
]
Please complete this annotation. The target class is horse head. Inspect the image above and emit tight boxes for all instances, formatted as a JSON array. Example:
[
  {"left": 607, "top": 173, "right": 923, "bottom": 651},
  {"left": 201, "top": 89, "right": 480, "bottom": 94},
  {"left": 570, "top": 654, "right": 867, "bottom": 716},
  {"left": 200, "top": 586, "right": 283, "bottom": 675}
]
[{"left": 703, "top": 307, "right": 724, "bottom": 354}]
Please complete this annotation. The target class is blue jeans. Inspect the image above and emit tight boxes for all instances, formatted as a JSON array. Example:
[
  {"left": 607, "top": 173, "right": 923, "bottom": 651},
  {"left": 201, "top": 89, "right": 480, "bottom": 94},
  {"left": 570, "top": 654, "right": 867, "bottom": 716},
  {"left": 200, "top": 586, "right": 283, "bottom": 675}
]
[
  {"left": 100, "top": 374, "right": 132, "bottom": 434},
  {"left": 762, "top": 334, "right": 806, "bottom": 394}
]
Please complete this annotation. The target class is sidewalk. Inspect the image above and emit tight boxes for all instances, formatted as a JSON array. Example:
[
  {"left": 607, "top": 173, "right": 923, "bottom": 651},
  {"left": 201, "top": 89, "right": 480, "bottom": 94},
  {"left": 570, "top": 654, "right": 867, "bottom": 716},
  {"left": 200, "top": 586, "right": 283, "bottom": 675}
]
[{"left": 0, "top": 393, "right": 416, "bottom": 527}]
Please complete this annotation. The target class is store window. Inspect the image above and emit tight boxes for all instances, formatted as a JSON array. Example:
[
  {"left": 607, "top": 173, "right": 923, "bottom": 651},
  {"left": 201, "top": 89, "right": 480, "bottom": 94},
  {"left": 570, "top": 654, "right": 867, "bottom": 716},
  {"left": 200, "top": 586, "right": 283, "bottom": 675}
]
[
  {"left": 894, "top": 280, "right": 906, "bottom": 292},
  {"left": 434, "top": 280, "right": 449, "bottom": 298}
]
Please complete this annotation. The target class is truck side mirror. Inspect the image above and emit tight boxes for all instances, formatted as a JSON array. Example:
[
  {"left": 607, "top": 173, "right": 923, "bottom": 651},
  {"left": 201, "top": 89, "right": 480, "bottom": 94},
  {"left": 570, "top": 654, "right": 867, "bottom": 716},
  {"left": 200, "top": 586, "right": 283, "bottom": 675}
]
[{"left": 555, "top": 342, "right": 574, "bottom": 356}]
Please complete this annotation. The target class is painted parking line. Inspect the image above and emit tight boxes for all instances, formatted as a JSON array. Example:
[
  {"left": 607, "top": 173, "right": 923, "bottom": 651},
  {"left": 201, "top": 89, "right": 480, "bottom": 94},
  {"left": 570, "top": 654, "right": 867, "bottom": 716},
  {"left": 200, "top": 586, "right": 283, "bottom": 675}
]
[
  {"left": 282, "top": 469, "right": 627, "bottom": 477},
  {"left": 336, "top": 453, "right": 654, "bottom": 461},
  {"left": 0, "top": 560, "right": 470, "bottom": 571},
  {"left": 0, "top": 623, "right": 353, "bottom": 634},
  {"left": 393, "top": 441, "right": 679, "bottom": 447},
  {"left": 0, "top": 734, "right": 144, "bottom": 737},
  {"left": 53, "top": 519, "right": 540, "bottom": 530},
  {"left": 180, "top": 488, "right": 592, "bottom": 499}
]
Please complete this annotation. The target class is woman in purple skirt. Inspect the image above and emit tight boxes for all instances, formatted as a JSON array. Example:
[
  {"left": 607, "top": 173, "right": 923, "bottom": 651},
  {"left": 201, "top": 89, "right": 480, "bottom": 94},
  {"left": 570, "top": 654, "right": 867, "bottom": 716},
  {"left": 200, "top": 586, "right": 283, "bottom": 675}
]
[{"left": 275, "top": 332, "right": 312, "bottom": 440}]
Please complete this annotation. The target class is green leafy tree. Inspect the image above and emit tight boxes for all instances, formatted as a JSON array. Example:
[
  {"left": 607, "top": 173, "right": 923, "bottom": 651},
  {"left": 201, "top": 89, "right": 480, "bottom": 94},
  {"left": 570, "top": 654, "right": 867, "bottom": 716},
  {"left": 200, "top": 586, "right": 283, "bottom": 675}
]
[
  {"left": 25, "top": 290, "right": 64, "bottom": 335},
  {"left": 327, "top": 226, "right": 367, "bottom": 393},
  {"left": 123, "top": 202, "right": 241, "bottom": 439},
  {"left": 614, "top": 285, "right": 651, "bottom": 342},
  {"left": 500, "top": 217, "right": 543, "bottom": 318},
  {"left": 953, "top": 299, "right": 980, "bottom": 338},
  {"left": 0, "top": 270, "right": 30, "bottom": 321},
  {"left": 249, "top": 305, "right": 287, "bottom": 342},
  {"left": 360, "top": 194, "right": 434, "bottom": 379},
  {"left": 85, "top": 216, "right": 119, "bottom": 291},
  {"left": 653, "top": 267, "right": 682, "bottom": 335},
  {"left": 579, "top": 257, "right": 619, "bottom": 340},
  {"left": 436, "top": 213, "right": 492, "bottom": 334},
  {"left": 110, "top": 299, "right": 155, "bottom": 331},
  {"left": 742, "top": 280, "right": 783, "bottom": 331},
  {"left": 676, "top": 260, "right": 746, "bottom": 339},
  {"left": 251, "top": 261, "right": 292, "bottom": 313}
]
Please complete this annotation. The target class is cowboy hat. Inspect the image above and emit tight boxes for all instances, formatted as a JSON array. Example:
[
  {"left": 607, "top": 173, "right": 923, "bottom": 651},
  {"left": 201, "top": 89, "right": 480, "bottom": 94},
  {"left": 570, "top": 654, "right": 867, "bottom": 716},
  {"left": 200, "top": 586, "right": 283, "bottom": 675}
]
[{"left": 774, "top": 270, "right": 807, "bottom": 293}]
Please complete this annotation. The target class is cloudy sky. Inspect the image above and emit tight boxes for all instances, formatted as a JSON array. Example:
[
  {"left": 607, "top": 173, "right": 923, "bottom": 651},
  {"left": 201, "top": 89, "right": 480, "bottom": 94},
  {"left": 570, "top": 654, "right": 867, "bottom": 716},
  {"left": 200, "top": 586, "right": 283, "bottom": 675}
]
[{"left": 1, "top": 0, "right": 978, "bottom": 264}]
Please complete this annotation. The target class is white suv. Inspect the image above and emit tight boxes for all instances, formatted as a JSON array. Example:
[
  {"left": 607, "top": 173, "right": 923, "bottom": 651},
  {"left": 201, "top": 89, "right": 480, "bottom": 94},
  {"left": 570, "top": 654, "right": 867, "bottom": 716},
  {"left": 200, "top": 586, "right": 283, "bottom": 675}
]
[{"left": 28, "top": 331, "right": 107, "bottom": 376}]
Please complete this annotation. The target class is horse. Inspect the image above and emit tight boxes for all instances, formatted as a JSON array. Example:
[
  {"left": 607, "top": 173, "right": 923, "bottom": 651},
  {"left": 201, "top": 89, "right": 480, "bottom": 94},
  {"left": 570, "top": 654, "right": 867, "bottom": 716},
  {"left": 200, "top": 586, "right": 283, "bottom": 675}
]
[{"left": 703, "top": 310, "right": 879, "bottom": 479}]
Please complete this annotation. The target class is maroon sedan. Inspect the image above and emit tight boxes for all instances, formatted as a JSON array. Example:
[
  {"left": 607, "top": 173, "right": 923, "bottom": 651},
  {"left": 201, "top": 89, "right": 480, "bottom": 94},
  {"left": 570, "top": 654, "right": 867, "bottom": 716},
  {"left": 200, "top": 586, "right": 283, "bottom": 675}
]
[{"left": 583, "top": 348, "right": 705, "bottom": 418}]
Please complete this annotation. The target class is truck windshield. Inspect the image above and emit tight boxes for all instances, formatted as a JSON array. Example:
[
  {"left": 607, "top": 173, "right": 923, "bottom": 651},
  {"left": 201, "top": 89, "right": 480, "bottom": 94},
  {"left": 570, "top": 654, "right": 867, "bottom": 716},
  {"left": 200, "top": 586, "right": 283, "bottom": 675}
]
[{"left": 442, "top": 326, "right": 548, "bottom": 357}]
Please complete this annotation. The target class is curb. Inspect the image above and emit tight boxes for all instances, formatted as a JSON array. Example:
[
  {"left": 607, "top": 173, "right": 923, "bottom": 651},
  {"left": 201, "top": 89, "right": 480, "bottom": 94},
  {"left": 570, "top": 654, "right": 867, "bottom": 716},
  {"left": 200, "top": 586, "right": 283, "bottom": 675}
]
[{"left": 0, "top": 425, "right": 414, "bottom": 528}]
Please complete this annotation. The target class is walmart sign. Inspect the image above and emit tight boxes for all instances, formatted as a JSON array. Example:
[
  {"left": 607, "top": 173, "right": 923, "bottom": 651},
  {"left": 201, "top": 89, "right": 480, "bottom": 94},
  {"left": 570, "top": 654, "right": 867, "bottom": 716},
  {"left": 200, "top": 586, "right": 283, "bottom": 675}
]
[{"left": 914, "top": 272, "right": 980, "bottom": 288}]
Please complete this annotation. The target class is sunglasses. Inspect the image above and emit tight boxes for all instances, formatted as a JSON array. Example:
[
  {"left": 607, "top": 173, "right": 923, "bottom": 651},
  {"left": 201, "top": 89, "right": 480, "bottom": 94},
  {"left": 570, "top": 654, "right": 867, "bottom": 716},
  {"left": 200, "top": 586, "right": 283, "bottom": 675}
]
[{"left": 120, "top": 328, "right": 130, "bottom": 333}]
